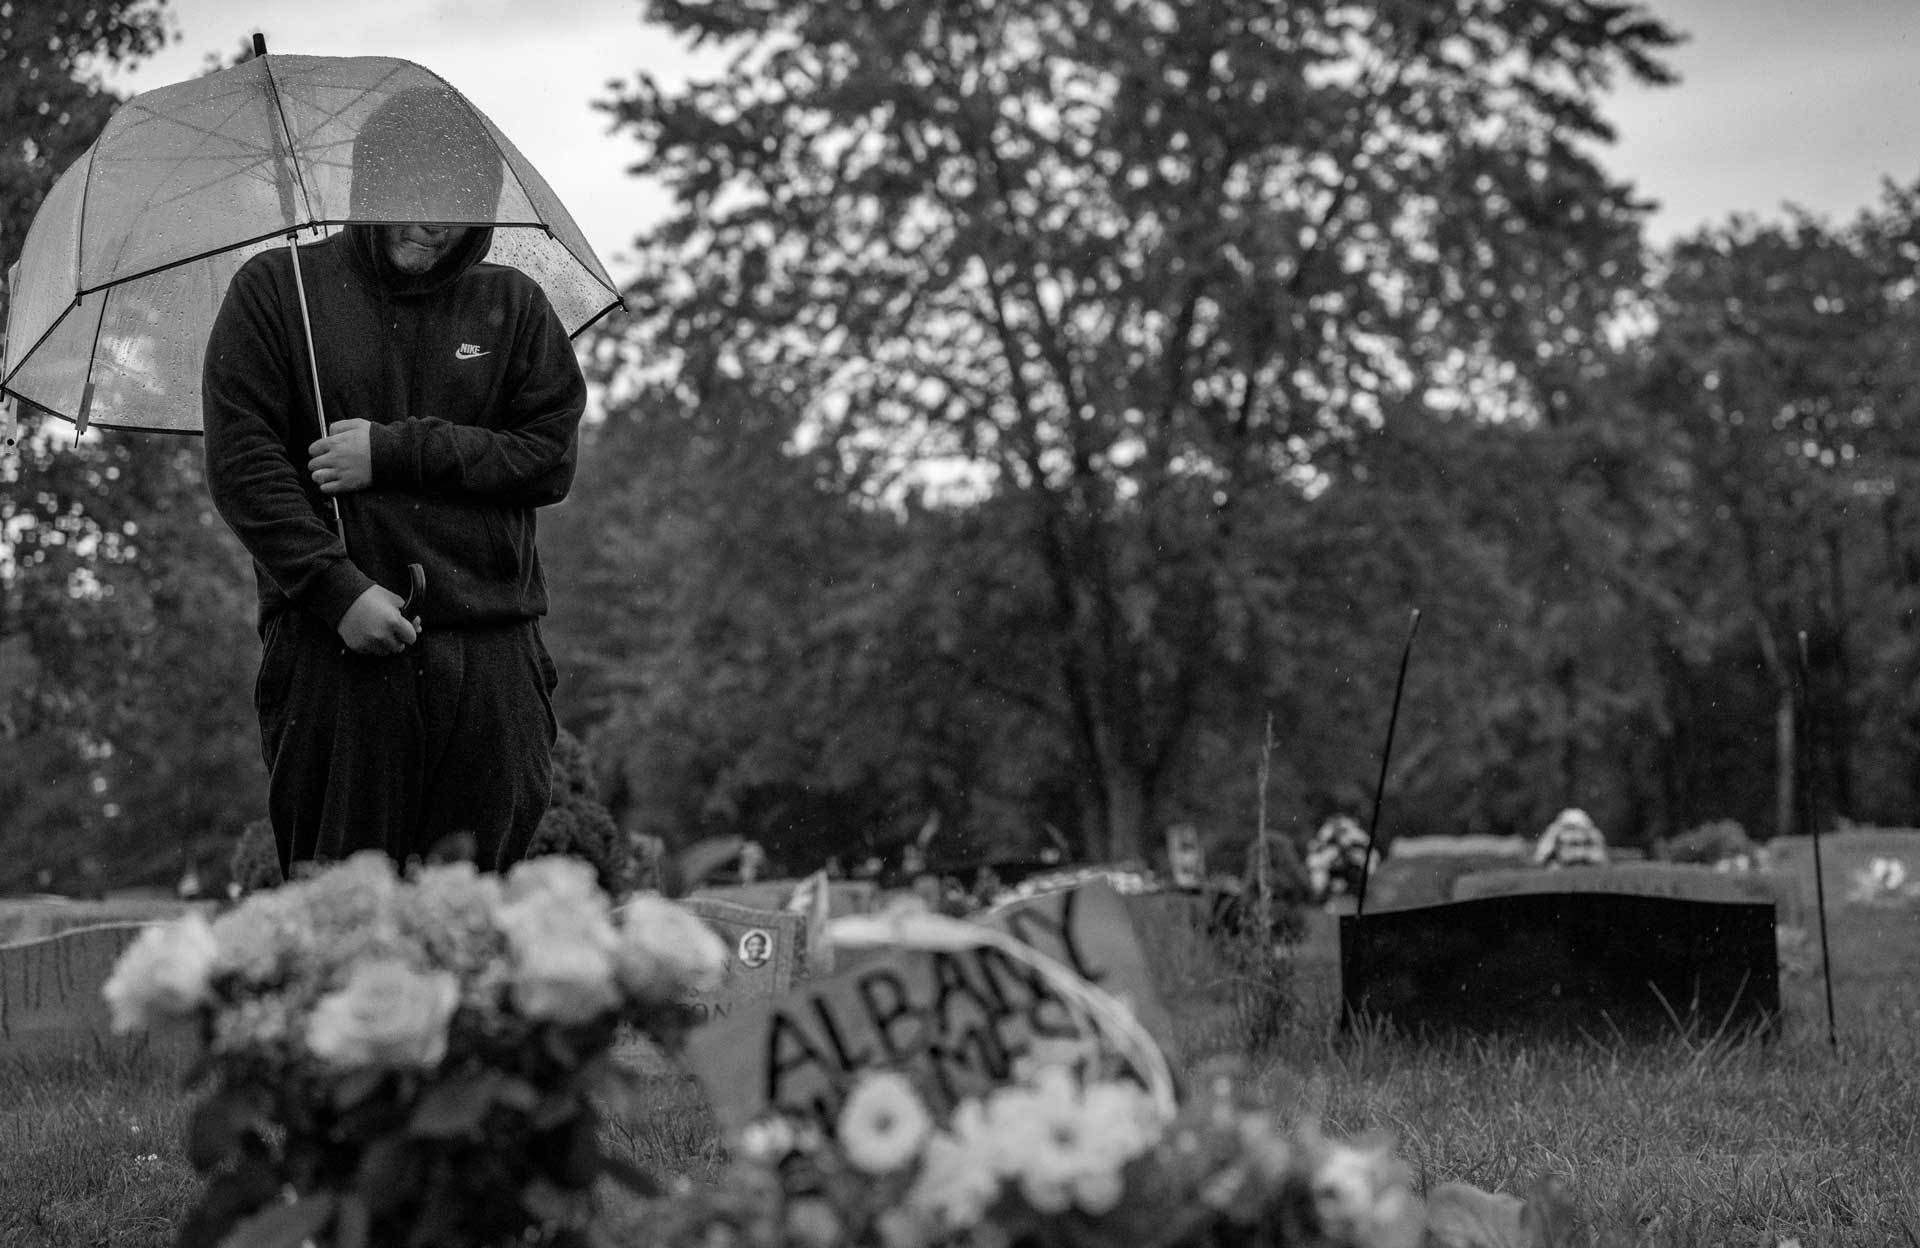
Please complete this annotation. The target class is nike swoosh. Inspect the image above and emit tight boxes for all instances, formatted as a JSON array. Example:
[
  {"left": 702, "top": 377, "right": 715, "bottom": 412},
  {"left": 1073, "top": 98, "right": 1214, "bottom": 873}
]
[{"left": 455, "top": 345, "right": 490, "bottom": 360}]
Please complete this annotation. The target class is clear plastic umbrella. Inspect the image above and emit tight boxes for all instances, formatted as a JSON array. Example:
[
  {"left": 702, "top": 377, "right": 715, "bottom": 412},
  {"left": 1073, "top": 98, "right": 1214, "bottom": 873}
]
[{"left": 1, "top": 37, "right": 622, "bottom": 437}]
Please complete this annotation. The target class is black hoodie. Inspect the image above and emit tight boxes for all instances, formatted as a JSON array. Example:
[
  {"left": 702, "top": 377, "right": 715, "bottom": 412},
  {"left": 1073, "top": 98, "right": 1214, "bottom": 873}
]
[{"left": 201, "top": 223, "right": 585, "bottom": 632}]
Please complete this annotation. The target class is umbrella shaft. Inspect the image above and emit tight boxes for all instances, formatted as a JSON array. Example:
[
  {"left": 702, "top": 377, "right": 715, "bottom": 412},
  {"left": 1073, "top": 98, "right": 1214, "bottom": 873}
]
[{"left": 285, "top": 234, "right": 346, "bottom": 548}]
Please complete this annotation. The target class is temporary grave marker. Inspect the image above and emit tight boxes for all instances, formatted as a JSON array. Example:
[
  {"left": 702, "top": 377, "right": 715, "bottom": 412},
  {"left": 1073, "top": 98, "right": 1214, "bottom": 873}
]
[
  {"left": 1339, "top": 887, "right": 1780, "bottom": 1042},
  {"left": 977, "top": 878, "right": 1177, "bottom": 1056},
  {"left": 0, "top": 921, "right": 195, "bottom": 1059},
  {"left": 685, "top": 878, "right": 1172, "bottom": 1137}
]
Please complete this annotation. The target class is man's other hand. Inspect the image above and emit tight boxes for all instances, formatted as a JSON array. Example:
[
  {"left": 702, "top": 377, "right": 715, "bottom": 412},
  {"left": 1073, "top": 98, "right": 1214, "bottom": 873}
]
[
  {"left": 309, "top": 418, "right": 374, "bottom": 494},
  {"left": 338, "top": 585, "right": 420, "bottom": 655}
]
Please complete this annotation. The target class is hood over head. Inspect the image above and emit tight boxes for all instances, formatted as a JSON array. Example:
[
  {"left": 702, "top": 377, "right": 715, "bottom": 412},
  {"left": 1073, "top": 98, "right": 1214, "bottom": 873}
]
[{"left": 345, "top": 83, "right": 505, "bottom": 293}]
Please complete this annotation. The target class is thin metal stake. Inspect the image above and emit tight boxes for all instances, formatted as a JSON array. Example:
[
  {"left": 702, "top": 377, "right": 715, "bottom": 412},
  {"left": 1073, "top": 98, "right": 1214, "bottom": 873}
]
[
  {"left": 1795, "top": 631, "right": 1839, "bottom": 1052},
  {"left": 1356, "top": 607, "right": 1421, "bottom": 917}
]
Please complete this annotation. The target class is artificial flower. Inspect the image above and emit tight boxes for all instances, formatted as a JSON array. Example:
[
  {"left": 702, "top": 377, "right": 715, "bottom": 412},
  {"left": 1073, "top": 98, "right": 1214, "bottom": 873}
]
[
  {"left": 904, "top": 1101, "right": 1002, "bottom": 1230},
  {"left": 838, "top": 1069, "right": 935, "bottom": 1174}
]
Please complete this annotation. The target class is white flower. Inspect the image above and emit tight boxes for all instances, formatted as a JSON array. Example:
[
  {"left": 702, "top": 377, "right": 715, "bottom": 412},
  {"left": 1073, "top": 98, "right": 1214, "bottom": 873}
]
[
  {"left": 305, "top": 958, "right": 459, "bottom": 1068},
  {"left": 102, "top": 911, "right": 220, "bottom": 1032},
  {"left": 985, "top": 1066, "right": 1103, "bottom": 1214},
  {"left": 1077, "top": 1079, "right": 1165, "bottom": 1168},
  {"left": 837, "top": 1070, "right": 933, "bottom": 1174},
  {"left": 905, "top": 1101, "right": 1002, "bottom": 1229},
  {"left": 1310, "top": 1138, "right": 1424, "bottom": 1248},
  {"left": 504, "top": 854, "right": 606, "bottom": 906},
  {"left": 982, "top": 1067, "right": 1161, "bottom": 1217},
  {"left": 498, "top": 890, "right": 621, "bottom": 1024},
  {"left": 614, "top": 894, "right": 729, "bottom": 999}
]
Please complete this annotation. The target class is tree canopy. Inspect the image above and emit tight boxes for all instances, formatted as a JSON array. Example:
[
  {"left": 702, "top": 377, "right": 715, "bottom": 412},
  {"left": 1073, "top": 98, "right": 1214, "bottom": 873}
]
[{"left": 589, "top": 0, "right": 1681, "bottom": 862}]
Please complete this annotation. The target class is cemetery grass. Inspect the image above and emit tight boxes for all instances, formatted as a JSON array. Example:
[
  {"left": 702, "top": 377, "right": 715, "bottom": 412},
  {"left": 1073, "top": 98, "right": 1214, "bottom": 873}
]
[{"left": 4, "top": 886, "right": 1918, "bottom": 1246}]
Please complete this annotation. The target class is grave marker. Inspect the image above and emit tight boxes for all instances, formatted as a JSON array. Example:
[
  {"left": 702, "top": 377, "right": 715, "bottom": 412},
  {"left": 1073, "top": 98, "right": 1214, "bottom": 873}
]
[
  {"left": 0, "top": 922, "right": 194, "bottom": 1059},
  {"left": 674, "top": 896, "right": 803, "bottom": 1026},
  {"left": 686, "top": 879, "right": 1170, "bottom": 1137},
  {"left": 1339, "top": 890, "right": 1780, "bottom": 1041}
]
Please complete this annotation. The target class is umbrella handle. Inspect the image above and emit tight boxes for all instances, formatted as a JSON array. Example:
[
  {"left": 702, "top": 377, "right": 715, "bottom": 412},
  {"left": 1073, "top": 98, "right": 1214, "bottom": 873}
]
[{"left": 399, "top": 563, "right": 426, "bottom": 618}]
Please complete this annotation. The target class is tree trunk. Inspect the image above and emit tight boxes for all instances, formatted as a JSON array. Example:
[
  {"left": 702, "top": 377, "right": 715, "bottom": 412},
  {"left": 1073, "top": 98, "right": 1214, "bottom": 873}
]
[{"left": 1100, "top": 763, "right": 1150, "bottom": 864}]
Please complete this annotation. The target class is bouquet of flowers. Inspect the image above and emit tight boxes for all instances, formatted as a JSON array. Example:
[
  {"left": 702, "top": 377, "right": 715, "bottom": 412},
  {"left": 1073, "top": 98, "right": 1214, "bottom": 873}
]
[
  {"left": 638, "top": 1058, "right": 1426, "bottom": 1248},
  {"left": 625, "top": 906, "right": 1432, "bottom": 1248},
  {"left": 102, "top": 851, "right": 729, "bottom": 1248}
]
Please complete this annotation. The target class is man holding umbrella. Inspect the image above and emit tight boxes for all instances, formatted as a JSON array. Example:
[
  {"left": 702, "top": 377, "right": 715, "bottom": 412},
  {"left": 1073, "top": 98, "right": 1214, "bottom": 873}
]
[{"left": 203, "top": 83, "right": 587, "bottom": 878}]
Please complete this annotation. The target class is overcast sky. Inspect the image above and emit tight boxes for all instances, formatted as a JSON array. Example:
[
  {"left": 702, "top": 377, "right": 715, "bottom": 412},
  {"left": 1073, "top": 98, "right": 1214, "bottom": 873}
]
[{"left": 89, "top": 0, "right": 1920, "bottom": 282}]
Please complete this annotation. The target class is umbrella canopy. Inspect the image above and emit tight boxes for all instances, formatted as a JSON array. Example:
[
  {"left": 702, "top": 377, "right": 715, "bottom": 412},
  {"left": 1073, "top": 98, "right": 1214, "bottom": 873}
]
[{"left": 2, "top": 48, "right": 622, "bottom": 434}]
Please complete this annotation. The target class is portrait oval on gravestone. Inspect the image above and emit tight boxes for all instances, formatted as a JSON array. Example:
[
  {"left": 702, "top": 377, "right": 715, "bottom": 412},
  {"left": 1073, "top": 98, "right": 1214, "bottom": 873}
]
[{"left": 737, "top": 928, "right": 775, "bottom": 969}]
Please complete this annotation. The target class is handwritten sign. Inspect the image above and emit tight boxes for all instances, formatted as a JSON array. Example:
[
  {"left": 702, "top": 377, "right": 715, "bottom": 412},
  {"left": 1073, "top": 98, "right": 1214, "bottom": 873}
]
[
  {"left": 686, "top": 880, "right": 1170, "bottom": 1137},
  {"left": 978, "top": 879, "right": 1177, "bottom": 1056},
  {"left": 0, "top": 923, "right": 193, "bottom": 1059}
]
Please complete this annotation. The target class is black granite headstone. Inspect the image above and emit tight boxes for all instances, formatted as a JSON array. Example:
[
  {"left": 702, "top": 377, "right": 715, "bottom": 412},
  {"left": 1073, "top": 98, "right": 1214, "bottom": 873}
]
[{"left": 1338, "top": 891, "right": 1780, "bottom": 1041}]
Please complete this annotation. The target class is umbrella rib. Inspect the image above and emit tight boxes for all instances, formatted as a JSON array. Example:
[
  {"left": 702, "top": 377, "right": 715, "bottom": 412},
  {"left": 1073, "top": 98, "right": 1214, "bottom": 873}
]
[
  {"left": 404, "top": 60, "right": 547, "bottom": 232},
  {"left": 568, "top": 296, "right": 627, "bottom": 341},
  {"left": 69, "top": 221, "right": 560, "bottom": 299},
  {"left": 258, "top": 53, "right": 318, "bottom": 228},
  {"left": 0, "top": 300, "right": 83, "bottom": 389}
]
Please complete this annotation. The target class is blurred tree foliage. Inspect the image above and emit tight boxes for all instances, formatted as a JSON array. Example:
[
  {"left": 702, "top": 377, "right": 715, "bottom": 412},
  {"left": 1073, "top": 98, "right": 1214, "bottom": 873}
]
[
  {"left": 1, "top": 0, "right": 264, "bottom": 895},
  {"left": 583, "top": 0, "right": 1681, "bottom": 862},
  {"left": 17, "top": 0, "right": 1920, "bottom": 892}
]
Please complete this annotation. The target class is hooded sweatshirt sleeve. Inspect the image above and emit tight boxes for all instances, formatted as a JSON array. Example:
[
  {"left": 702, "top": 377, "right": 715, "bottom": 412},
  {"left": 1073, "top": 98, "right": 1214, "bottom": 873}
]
[
  {"left": 202, "top": 253, "right": 377, "bottom": 629},
  {"left": 365, "top": 276, "right": 584, "bottom": 504}
]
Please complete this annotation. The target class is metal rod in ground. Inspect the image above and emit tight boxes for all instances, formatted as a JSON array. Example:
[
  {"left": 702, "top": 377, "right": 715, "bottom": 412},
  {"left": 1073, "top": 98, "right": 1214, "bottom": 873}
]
[
  {"left": 1795, "top": 631, "right": 1839, "bottom": 1051},
  {"left": 1356, "top": 607, "right": 1421, "bottom": 917},
  {"left": 1252, "top": 712, "right": 1275, "bottom": 939}
]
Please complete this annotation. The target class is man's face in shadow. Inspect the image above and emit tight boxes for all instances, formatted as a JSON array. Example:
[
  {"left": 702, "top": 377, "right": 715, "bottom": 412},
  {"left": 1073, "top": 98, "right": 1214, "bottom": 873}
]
[{"left": 383, "top": 223, "right": 472, "bottom": 274}]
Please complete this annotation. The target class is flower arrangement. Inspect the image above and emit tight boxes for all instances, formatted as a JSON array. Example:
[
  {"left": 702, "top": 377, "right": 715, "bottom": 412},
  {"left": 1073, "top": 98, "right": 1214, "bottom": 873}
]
[
  {"left": 1305, "top": 815, "right": 1379, "bottom": 904},
  {"left": 1531, "top": 809, "right": 1608, "bottom": 869},
  {"left": 1846, "top": 855, "right": 1918, "bottom": 906},
  {"left": 639, "top": 1058, "right": 1426, "bottom": 1248},
  {"left": 623, "top": 906, "right": 1436, "bottom": 1248},
  {"left": 102, "top": 851, "right": 728, "bottom": 1248}
]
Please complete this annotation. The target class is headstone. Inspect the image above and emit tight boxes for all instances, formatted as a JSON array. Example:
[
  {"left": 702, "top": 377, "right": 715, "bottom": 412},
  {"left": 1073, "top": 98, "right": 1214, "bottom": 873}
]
[
  {"left": 1452, "top": 862, "right": 1802, "bottom": 922},
  {"left": 1165, "top": 823, "right": 1206, "bottom": 889},
  {"left": 1339, "top": 891, "right": 1780, "bottom": 1041},
  {"left": 675, "top": 896, "right": 804, "bottom": 1027},
  {"left": 0, "top": 895, "right": 208, "bottom": 944},
  {"left": 1361, "top": 854, "right": 1521, "bottom": 911},
  {"left": 686, "top": 879, "right": 1172, "bottom": 1138},
  {"left": 692, "top": 879, "right": 882, "bottom": 921},
  {"left": 0, "top": 922, "right": 195, "bottom": 1059}
]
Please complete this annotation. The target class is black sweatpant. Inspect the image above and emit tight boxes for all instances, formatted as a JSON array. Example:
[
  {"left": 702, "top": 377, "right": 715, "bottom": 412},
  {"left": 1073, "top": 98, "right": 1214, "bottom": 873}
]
[{"left": 255, "top": 609, "right": 558, "bottom": 877}]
